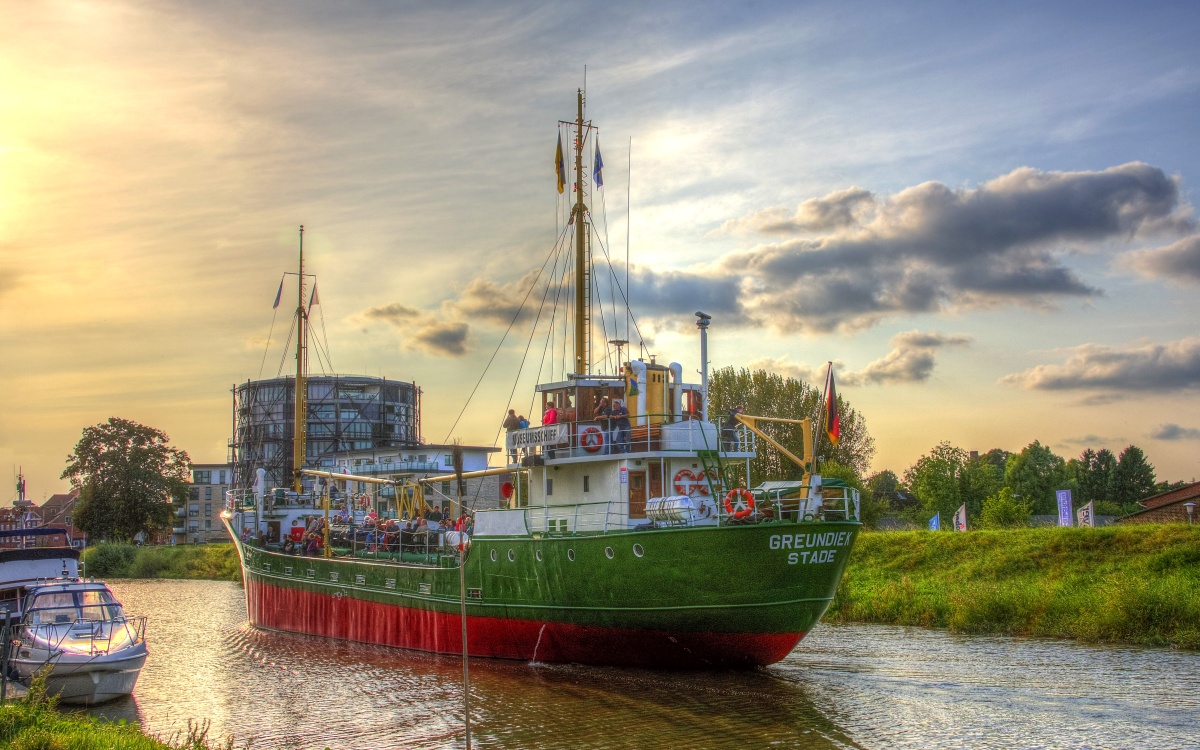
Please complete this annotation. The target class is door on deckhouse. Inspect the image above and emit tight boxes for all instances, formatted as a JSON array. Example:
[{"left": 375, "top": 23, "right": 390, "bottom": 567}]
[{"left": 629, "top": 471, "right": 647, "bottom": 519}]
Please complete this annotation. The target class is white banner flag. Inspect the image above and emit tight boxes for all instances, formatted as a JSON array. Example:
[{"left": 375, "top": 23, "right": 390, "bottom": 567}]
[
  {"left": 953, "top": 503, "right": 968, "bottom": 531},
  {"left": 1077, "top": 500, "right": 1095, "bottom": 528}
]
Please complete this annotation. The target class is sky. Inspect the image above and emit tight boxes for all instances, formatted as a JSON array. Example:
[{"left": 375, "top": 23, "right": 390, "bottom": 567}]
[{"left": 3, "top": 0, "right": 1200, "bottom": 502}]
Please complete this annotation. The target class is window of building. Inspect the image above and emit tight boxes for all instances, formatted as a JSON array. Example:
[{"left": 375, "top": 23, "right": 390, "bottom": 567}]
[
  {"left": 205, "top": 487, "right": 212, "bottom": 500},
  {"left": 194, "top": 470, "right": 212, "bottom": 484},
  {"left": 189, "top": 487, "right": 200, "bottom": 501},
  {"left": 441, "top": 481, "right": 451, "bottom": 495},
  {"left": 546, "top": 478, "right": 553, "bottom": 496},
  {"left": 219, "top": 470, "right": 227, "bottom": 484},
  {"left": 444, "top": 455, "right": 453, "bottom": 467},
  {"left": 204, "top": 503, "right": 211, "bottom": 515},
  {"left": 583, "top": 476, "right": 590, "bottom": 492},
  {"left": 205, "top": 520, "right": 211, "bottom": 530}
]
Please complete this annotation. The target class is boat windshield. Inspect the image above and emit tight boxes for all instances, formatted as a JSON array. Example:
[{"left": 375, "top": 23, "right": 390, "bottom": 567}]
[{"left": 24, "top": 588, "right": 124, "bottom": 625}]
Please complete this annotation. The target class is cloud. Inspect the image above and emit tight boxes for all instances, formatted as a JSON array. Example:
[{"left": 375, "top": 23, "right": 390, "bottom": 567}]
[
  {"left": 1149, "top": 423, "right": 1200, "bottom": 441},
  {"left": 744, "top": 357, "right": 825, "bottom": 384},
  {"left": 450, "top": 270, "right": 543, "bottom": 327},
  {"left": 1121, "top": 234, "right": 1200, "bottom": 284},
  {"left": 718, "top": 187, "right": 875, "bottom": 234},
  {"left": 361, "top": 302, "right": 469, "bottom": 357},
  {"left": 745, "top": 329, "right": 968, "bottom": 387},
  {"left": 639, "top": 163, "right": 1192, "bottom": 333},
  {"left": 1003, "top": 337, "right": 1200, "bottom": 392},
  {"left": 841, "top": 330, "right": 971, "bottom": 386}
]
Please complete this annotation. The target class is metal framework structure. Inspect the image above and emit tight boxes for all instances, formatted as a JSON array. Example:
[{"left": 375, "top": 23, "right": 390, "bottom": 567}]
[{"left": 232, "top": 375, "right": 422, "bottom": 490}]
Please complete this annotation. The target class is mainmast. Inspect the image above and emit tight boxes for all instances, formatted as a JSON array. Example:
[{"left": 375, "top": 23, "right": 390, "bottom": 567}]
[
  {"left": 572, "top": 89, "right": 590, "bottom": 376},
  {"left": 292, "top": 225, "right": 307, "bottom": 492}
]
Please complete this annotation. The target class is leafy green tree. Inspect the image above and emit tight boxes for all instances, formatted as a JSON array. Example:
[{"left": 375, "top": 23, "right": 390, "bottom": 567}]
[
  {"left": 1072, "top": 448, "right": 1116, "bottom": 505},
  {"left": 1004, "top": 441, "right": 1072, "bottom": 515},
  {"left": 708, "top": 366, "right": 875, "bottom": 482},
  {"left": 903, "top": 441, "right": 968, "bottom": 521},
  {"left": 959, "top": 454, "right": 1003, "bottom": 517},
  {"left": 978, "top": 487, "right": 1033, "bottom": 528},
  {"left": 866, "top": 469, "right": 902, "bottom": 508},
  {"left": 1110, "top": 445, "right": 1156, "bottom": 511},
  {"left": 62, "top": 417, "right": 191, "bottom": 542}
]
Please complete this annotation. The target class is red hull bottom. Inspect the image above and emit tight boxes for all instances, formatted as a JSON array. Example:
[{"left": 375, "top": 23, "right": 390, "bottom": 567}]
[{"left": 247, "top": 578, "right": 803, "bottom": 668}]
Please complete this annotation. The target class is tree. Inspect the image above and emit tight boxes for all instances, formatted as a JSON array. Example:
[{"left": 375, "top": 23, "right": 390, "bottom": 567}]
[
  {"left": 1004, "top": 441, "right": 1072, "bottom": 515},
  {"left": 959, "top": 454, "right": 1004, "bottom": 517},
  {"left": 979, "top": 487, "right": 1033, "bottom": 528},
  {"left": 1110, "top": 445, "right": 1157, "bottom": 511},
  {"left": 62, "top": 417, "right": 191, "bottom": 542},
  {"left": 903, "top": 441, "right": 968, "bottom": 521},
  {"left": 1072, "top": 447, "right": 1116, "bottom": 505},
  {"left": 708, "top": 366, "right": 875, "bottom": 482}
]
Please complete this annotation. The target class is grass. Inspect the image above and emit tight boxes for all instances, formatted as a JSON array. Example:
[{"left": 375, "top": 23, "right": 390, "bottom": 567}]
[
  {"left": 0, "top": 676, "right": 245, "bottom": 750},
  {"left": 826, "top": 524, "right": 1200, "bottom": 649},
  {"left": 81, "top": 544, "right": 242, "bottom": 582}
]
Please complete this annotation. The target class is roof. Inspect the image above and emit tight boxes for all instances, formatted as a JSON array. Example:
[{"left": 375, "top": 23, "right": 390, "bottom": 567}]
[{"left": 1137, "top": 481, "right": 1200, "bottom": 511}]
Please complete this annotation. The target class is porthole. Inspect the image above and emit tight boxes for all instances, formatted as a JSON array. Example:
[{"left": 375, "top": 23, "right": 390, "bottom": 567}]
[
  {"left": 633, "top": 544, "right": 645, "bottom": 558},
  {"left": 604, "top": 547, "right": 615, "bottom": 559},
  {"left": 507, "top": 549, "right": 516, "bottom": 562},
  {"left": 535, "top": 549, "right": 544, "bottom": 562},
  {"left": 567, "top": 549, "right": 576, "bottom": 562},
  {"left": 490, "top": 549, "right": 498, "bottom": 562}
]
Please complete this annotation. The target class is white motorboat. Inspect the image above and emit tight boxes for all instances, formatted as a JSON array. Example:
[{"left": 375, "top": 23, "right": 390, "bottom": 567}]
[{"left": 10, "top": 577, "right": 147, "bottom": 705}]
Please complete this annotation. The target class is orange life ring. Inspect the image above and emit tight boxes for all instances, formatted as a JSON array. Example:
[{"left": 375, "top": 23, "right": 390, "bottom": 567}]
[
  {"left": 581, "top": 425, "right": 605, "bottom": 453},
  {"left": 673, "top": 469, "right": 697, "bottom": 495},
  {"left": 724, "top": 488, "right": 755, "bottom": 519},
  {"left": 358, "top": 494, "right": 370, "bottom": 509}
]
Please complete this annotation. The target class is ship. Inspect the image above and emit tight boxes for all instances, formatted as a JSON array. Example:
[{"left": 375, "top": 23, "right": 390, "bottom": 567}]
[{"left": 223, "top": 91, "right": 861, "bottom": 668}]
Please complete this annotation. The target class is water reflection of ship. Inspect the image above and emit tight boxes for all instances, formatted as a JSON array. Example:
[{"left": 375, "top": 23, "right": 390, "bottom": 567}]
[{"left": 225, "top": 90, "right": 862, "bottom": 669}]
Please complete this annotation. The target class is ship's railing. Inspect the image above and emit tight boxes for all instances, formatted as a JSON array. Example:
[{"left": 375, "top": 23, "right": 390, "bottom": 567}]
[
  {"left": 20, "top": 610, "right": 147, "bottom": 654},
  {"left": 506, "top": 414, "right": 753, "bottom": 464},
  {"left": 750, "top": 485, "right": 860, "bottom": 523},
  {"left": 525, "top": 501, "right": 616, "bottom": 534}
]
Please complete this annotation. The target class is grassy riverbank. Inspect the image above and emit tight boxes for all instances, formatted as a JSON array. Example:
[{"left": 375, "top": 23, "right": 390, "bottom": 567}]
[
  {"left": 0, "top": 681, "right": 237, "bottom": 750},
  {"left": 81, "top": 543, "right": 241, "bottom": 582},
  {"left": 827, "top": 524, "right": 1200, "bottom": 649}
]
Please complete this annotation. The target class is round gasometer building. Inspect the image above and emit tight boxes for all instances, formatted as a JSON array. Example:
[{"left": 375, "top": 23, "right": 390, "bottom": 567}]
[{"left": 231, "top": 375, "right": 421, "bottom": 490}]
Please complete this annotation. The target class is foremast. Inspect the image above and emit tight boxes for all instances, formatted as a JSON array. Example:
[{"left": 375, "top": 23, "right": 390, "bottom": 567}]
[
  {"left": 292, "top": 225, "right": 308, "bottom": 493},
  {"left": 570, "top": 89, "right": 591, "bottom": 376}
]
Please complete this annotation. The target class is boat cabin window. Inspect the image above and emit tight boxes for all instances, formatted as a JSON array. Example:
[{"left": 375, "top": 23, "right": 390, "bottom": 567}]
[{"left": 24, "top": 589, "right": 124, "bottom": 625}]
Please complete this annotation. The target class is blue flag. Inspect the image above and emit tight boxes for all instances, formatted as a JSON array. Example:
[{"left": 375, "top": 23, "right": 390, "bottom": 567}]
[
  {"left": 593, "top": 140, "right": 604, "bottom": 188},
  {"left": 272, "top": 278, "right": 284, "bottom": 309},
  {"left": 928, "top": 513, "right": 940, "bottom": 531}
]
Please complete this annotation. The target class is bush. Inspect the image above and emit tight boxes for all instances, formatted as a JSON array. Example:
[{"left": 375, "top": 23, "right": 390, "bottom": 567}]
[
  {"left": 978, "top": 487, "right": 1032, "bottom": 528},
  {"left": 82, "top": 543, "right": 138, "bottom": 577}
]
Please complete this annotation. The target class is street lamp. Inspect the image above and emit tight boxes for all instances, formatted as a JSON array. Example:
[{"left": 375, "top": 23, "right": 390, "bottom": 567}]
[{"left": 1185, "top": 501, "right": 1195, "bottom": 526}]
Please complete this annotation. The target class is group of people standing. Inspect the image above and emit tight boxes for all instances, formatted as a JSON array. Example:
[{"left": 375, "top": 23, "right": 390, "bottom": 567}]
[
  {"left": 593, "top": 396, "right": 632, "bottom": 453},
  {"left": 502, "top": 394, "right": 634, "bottom": 457}
]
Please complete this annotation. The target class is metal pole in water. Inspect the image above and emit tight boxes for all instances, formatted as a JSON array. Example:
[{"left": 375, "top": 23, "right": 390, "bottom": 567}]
[{"left": 459, "top": 556, "right": 472, "bottom": 749}]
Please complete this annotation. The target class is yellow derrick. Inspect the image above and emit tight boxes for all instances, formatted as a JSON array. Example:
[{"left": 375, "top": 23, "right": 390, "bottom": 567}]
[{"left": 733, "top": 415, "right": 813, "bottom": 482}]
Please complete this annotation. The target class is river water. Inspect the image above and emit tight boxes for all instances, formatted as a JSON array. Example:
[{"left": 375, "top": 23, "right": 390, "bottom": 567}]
[{"left": 73, "top": 579, "right": 1198, "bottom": 749}]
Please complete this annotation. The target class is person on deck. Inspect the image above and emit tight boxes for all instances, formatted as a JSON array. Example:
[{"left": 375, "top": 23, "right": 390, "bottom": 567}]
[
  {"left": 543, "top": 401, "right": 559, "bottom": 457},
  {"left": 723, "top": 405, "right": 744, "bottom": 451},
  {"left": 594, "top": 397, "right": 612, "bottom": 454},
  {"left": 610, "top": 399, "right": 631, "bottom": 453},
  {"left": 503, "top": 409, "right": 522, "bottom": 463}
]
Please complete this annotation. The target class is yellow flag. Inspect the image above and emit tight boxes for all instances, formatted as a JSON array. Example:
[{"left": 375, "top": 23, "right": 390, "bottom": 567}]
[{"left": 555, "top": 134, "right": 566, "bottom": 194}]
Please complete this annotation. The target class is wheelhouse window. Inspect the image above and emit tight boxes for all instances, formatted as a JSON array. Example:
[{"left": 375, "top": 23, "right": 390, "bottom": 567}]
[{"left": 23, "top": 589, "right": 123, "bottom": 625}]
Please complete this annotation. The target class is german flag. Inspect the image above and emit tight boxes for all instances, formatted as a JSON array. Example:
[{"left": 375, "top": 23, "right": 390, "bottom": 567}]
[{"left": 824, "top": 363, "right": 840, "bottom": 446}]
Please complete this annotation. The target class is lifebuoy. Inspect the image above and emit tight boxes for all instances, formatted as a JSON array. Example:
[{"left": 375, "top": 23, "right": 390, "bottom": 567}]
[
  {"left": 724, "top": 488, "right": 755, "bottom": 519},
  {"left": 673, "top": 469, "right": 697, "bottom": 495},
  {"left": 358, "top": 494, "right": 370, "bottom": 509},
  {"left": 675, "top": 468, "right": 717, "bottom": 496},
  {"left": 581, "top": 425, "right": 605, "bottom": 453}
]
